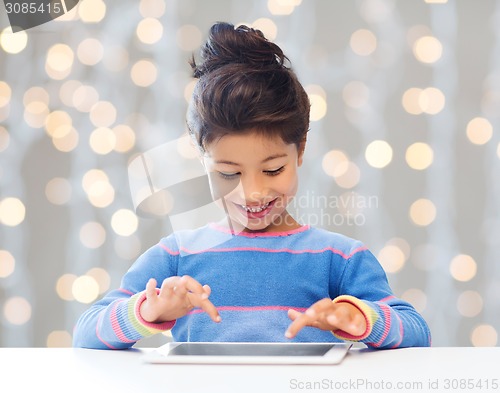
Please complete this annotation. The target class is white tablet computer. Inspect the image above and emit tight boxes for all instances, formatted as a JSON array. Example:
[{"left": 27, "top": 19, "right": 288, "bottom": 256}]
[{"left": 143, "top": 342, "right": 352, "bottom": 365}]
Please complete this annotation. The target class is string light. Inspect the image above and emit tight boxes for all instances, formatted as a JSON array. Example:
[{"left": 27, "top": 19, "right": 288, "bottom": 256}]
[
  {"left": 0, "top": 81, "right": 12, "bottom": 108},
  {"left": 251, "top": 18, "right": 278, "bottom": 40},
  {"left": 267, "top": 0, "right": 301, "bottom": 15},
  {"left": 47, "top": 331, "right": 72, "bottom": 347},
  {"left": 73, "top": 85, "right": 100, "bottom": 112},
  {"left": 0, "top": 27, "right": 28, "bottom": 54},
  {"left": 56, "top": 274, "right": 77, "bottom": 301},
  {"left": 90, "top": 101, "right": 117, "bottom": 128},
  {"left": 306, "top": 85, "right": 327, "bottom": 121},
  {"left": 89, "top": 127, "right": 116, "bottom": 155},
  {"left": 409, "top": 198, "right": 436, "bottom": 227},
  {"left": 457, "top": 290, "right": 483, "bottom": 317},
  {"left": 139, "top": 0, "right": 166, "bottom": 18},
  {"left": 365, "top": 140, "right": 393, "bottom": 169},
  {"left": 378, "top": 245, "right": 406, "bottom": 273},
  {"left": 72, "top": 275, "right": 100, "bottom": 304},
  {"left": 350, "top": 29, "right": 377, "bottom": 56},
  {"left": 406, "top": 142, "right": 434, "bottom": 170},
  {"left": 449, "top": 254, "right": 477, "bottom": 282},
  {"left": 86, "top": 267, "right": 111, "bottom": 294},
  {"left": 78, "top": 0, "right": 107, "bottom": 23},
  {"left": 401, "top": 288, "right": 427, "bottom": 313},
  {"left": 45, "top": 44, "right": 74, "bottom": 80},
  {"left": 413, "top": 36, "right": 443, "bottom": 64},
  {"left": 0, "top": 197, "right": 26, "bottom": 227},
  {"left": 111, "top": 209, "right": 139, "bottom": 236},
  {"left": 0, "top": 126, "right": 9, "bottom": 152},
  {"left": 322, "top": 150, "right": 350, "bottom": 178},
  {"left": 334, "top": 162, "right": 361, "bottom": 189},
  {"left": 77, "top": 38, "right": 104, "bottom": 66},
  {"left": 45, "top": 178, "right": 72, "bottom": 205},
  {"left": 0, "top": 249, "right": 15, "bottom": 278},
  {"left": 80, "top": 222, "right": 106, "bottom": 249},
  {"left": 136, "top": 18, "right": 164, "bottom": 45},
  {"left": 131, "top": 59, "right": 158, "bottom": 87},
  {"left": 466, "top": 117, "right": 493, "bottom": 145},
  {"left": 3, "top": 297, "right": 32, "bottom": 325},
  {"left": 112, "top": 125, "right": 136, "bottom": 153},
  {"left": 471, "top": 325, "right": 498, "bottom": 347}
]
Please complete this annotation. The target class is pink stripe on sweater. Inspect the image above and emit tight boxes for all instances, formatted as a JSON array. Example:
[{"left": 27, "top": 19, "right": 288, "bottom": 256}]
[
  {"left": 372, "top": 304, "right": 391, "bottom": 348},
  {"left": 96, "top": 311, "right": 117, "bottom": 349},
  {"left": 188, "top": 305, "right": 308, "bottom": 315},
  {"left": 179, "top": 245, "right": 367, "bottom": 259},
  {"left": 209, "top": 222, "right": 311, "bottom": 237},
  {"left": 391, "top": 314, "right": 404, "bottom": 349},
  {"left": 158, "top": 243, "right": 180, "bottom": 255},
  {"left": 110, "top": 301, "right": 136, "bottom": 344}
]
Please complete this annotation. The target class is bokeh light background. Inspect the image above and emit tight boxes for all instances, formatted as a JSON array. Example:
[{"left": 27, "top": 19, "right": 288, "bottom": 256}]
[{"left": 1, "top": 0, "right": 499, "bottom": 347}]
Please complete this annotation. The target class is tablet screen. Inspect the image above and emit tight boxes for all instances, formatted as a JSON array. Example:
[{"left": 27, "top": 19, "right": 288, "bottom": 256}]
[{"left": 168, "top": 343, "right": 336, "bottom": 357}]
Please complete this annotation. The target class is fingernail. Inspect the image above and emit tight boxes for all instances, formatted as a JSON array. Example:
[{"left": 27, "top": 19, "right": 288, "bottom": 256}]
[
  {"left": 285, "top": 331, "right": 292, "bottom": 338},
  {"left": 215, "top": 316, "right": 221, "bottom": 322}
]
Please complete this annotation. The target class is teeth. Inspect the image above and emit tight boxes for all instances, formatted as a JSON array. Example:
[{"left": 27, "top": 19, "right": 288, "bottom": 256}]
[{"left": 241, "top": 201, "right": 270, "bottom": 213}]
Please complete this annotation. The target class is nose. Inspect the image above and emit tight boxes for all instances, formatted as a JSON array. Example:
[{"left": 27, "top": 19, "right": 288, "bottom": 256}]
[{"left": 239, "top": 174, "right": 268, "bottom": 203}]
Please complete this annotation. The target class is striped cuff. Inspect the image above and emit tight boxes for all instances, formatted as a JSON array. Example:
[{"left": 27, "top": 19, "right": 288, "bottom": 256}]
[
  {"left": 331, "top": 295, "right": 378, "bottom": 341},
  {"left": 129, "top": 290, "right": 176, "bottom": 336}
]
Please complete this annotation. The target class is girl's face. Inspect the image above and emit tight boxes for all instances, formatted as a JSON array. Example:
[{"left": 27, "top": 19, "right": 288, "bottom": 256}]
[{"left": 202, "top": 131, "right": 305, "bottom": 233}]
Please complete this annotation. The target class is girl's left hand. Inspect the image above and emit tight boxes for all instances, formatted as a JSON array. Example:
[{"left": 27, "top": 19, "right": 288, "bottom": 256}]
[{"left": 285, "top": 298, "right": 367, "bottom": 339}]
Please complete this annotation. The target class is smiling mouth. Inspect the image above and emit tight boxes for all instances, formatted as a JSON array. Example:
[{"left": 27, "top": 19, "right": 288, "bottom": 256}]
[
  {"left": 240, "top": 201, "right": 271, "bottom": 213},
  {"left": 234, "top": 198, "right": 277, "bottom": 215}
]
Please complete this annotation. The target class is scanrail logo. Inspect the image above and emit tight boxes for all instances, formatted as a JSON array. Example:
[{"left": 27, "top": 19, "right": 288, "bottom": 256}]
[{"left": 3, "top": 0, "right": 79, "bottom": 32}]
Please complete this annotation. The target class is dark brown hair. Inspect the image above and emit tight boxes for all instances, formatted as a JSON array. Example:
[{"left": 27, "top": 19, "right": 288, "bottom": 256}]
[{"left": 187, "top": 22, "right": 310, "bottom": 152}]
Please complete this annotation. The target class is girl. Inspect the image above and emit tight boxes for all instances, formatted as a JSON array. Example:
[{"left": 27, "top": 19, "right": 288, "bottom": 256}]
[{"left": 73, "top": 22, "right": 431, "bottom": 349}]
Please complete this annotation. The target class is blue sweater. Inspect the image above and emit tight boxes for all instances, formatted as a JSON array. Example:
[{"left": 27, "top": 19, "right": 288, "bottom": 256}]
[{"left": 73, "top": 224, "right": 431, "bottom": 349}]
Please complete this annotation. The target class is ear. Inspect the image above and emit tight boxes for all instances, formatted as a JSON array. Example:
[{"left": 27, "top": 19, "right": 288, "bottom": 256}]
[{"left": 297, "top": 134, "right": 307, "bottom": 167}]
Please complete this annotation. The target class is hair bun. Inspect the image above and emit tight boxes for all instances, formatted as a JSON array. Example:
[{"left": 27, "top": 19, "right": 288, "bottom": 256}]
[{"left": 191, "top": 22, "right": 288, "bottom": 78}]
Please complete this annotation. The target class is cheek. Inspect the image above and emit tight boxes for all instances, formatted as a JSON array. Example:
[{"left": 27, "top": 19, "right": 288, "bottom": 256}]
[{"left": 278, "top": 170, "right": 299, "bottom": 195}]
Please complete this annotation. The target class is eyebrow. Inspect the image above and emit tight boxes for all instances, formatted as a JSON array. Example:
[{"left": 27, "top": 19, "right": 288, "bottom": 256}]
[{"left": 214, "top": 153, "right": 288, "bottom": 166}]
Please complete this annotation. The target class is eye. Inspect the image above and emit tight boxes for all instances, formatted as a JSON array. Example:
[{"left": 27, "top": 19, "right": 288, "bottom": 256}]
[
  {"left": 264, "top": 166, "right": 285, "bottom": 176},
  {"left": 217, "top": 171, "right": 240, "bottom": 180}
]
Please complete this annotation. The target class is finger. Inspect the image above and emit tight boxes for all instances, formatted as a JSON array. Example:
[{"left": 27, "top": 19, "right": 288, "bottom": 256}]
[
  {"left": 285, "top": 311, "right": 315, "bottom": 339},
  {"left": 145, "top": 278, "right": 157, "bottom": 298},
  {"left": 308, "top": 298, "right": 337, "bottom": 315},
  {"left": 285, "top": 299, "right": 335, "bottom": 338},
  {"left": 187, "top": 292, "right": 221, "bottom": 323},
  {"left": 169, "top": 276, "right": 189, "bottom": 297},
  {"left": 202, "top": 284, "right": 211, "bottom": 298},
  {"left": 159, "top": 278, "right": 175, "bottom": 298},
  {"left": 287, "top": 308, "right": 302, "bottom": 321},
  {"left": 326, "top": 304, "right": 366, "bottom": 335},
  {"left": 181, "top": 275, "right": 208, "bottom": 296}
]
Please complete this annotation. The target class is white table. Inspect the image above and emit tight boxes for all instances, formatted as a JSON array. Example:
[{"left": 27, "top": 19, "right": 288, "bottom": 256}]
[{"left": 0, "top": 347, "right": 498, "bottom": 393}]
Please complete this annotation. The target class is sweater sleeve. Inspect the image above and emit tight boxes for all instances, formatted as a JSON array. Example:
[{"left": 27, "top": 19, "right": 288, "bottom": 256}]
[
  {"left": 72, "top": 237, "right": 179, "bottom": 349},
  {"left": 331, "top": 245, "right": 431, "bottom": 348}
]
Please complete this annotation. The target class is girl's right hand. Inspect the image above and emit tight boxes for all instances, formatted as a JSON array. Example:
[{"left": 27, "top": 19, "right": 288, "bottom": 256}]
[{"left": 139, "top": 276, "right": 221, "bottom": 324}]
